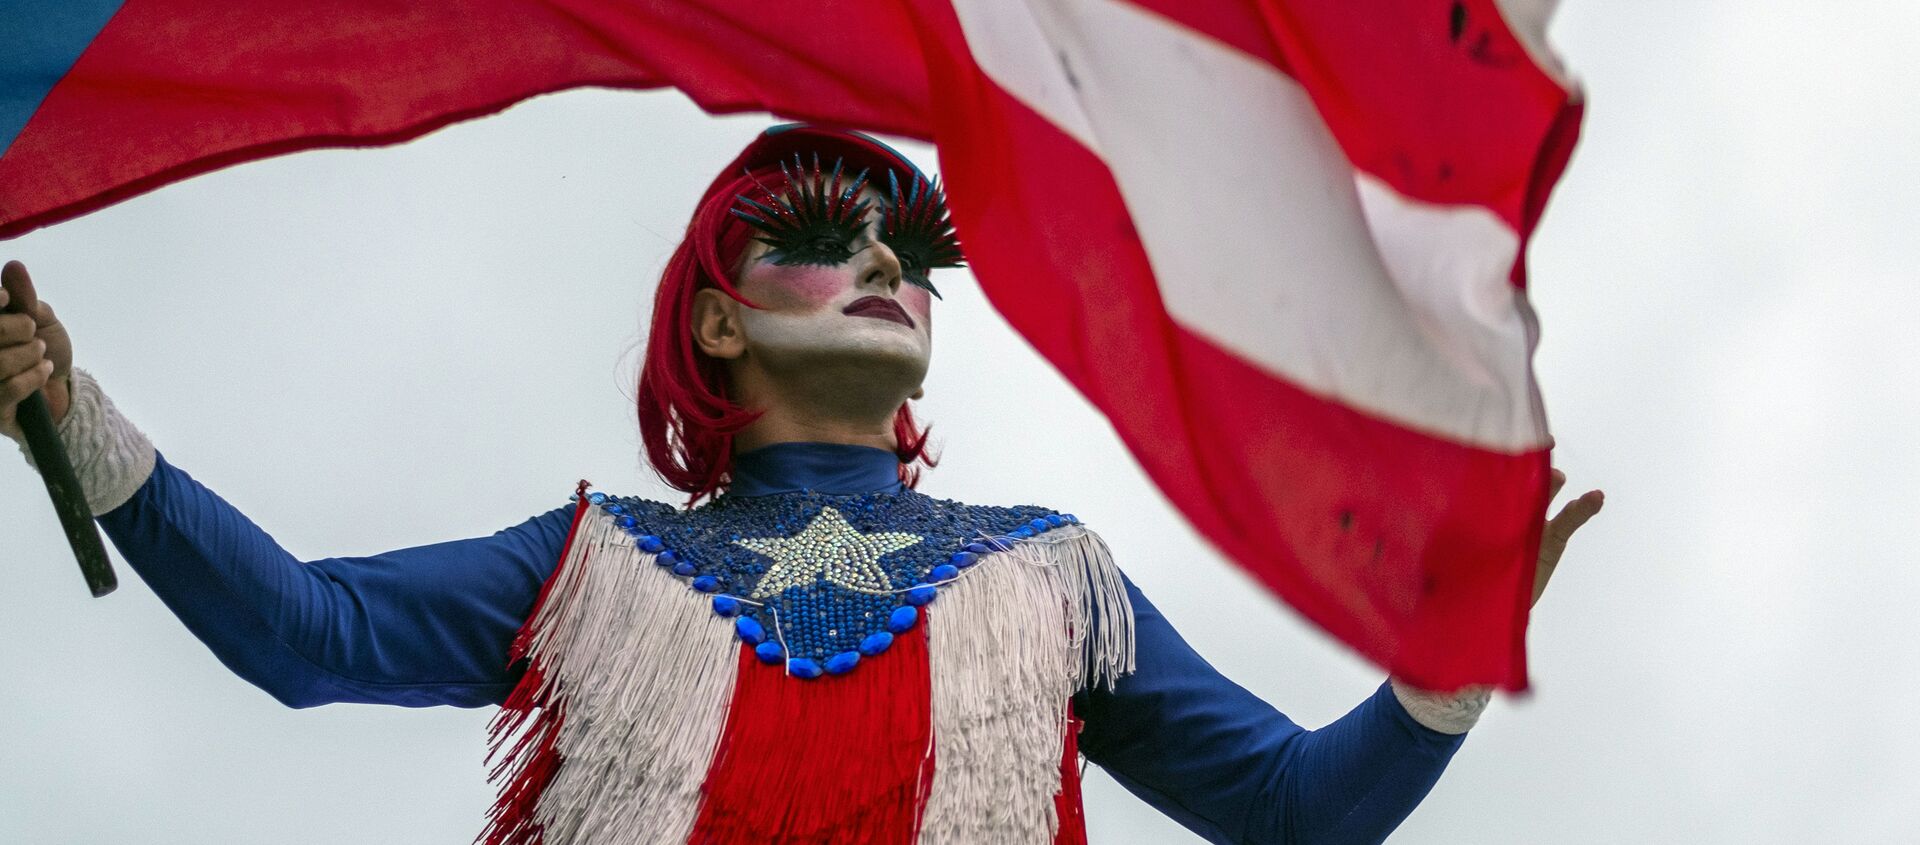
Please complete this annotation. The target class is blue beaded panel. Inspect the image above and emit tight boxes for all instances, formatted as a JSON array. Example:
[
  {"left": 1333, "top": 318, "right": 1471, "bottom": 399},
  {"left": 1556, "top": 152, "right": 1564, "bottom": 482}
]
[{"left": 587, "top": 489, "right": 1079, "bottom": 676}]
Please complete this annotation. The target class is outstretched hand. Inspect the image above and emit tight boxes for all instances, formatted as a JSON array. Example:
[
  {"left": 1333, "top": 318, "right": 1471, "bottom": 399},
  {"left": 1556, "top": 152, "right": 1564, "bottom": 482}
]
[
  {"left": 1532, "top": 468, "right": 1603, "bottom": 608},
  {"left": 0, "top": 260, "right": 74, "bottom": 443}
]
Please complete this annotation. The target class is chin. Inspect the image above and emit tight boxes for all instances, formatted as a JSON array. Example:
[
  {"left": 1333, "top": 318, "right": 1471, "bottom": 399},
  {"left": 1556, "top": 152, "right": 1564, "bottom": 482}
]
[
  {"left": 750, "top": 311, "right": 927, "bottom": 363},
  {"left": 751, "top": 335, "right": 927, "bottom": 381},
  {"left": 837, "top": 325, "right": 931, "bottom": 365},
  {"left": 741, "top": 309, "right": 932, "bottom": 406},
  {"left": 808, "top": 340, "right": 930, "bottom": 382}
]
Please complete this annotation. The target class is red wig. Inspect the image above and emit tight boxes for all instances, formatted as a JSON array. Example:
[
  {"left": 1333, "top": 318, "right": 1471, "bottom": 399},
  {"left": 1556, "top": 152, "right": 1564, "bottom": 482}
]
[{"left": 636, "top": 152, "right": 936, "bottom": 507}]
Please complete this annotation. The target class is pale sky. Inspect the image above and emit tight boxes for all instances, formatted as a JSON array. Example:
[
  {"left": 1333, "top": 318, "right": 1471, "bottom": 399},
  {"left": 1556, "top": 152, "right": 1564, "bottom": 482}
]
[{"left": 4, "top": 3, "right": 1919, "bottom": 842}]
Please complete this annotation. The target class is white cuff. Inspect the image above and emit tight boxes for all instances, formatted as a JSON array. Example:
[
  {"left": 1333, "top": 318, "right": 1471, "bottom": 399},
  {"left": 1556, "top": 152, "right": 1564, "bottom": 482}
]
[
  {"left": 1390, "top": 679, "right": 1493, "bottom": 735},
  {"left": 16, "top": 367, "right": 156, "bottom": 516}
]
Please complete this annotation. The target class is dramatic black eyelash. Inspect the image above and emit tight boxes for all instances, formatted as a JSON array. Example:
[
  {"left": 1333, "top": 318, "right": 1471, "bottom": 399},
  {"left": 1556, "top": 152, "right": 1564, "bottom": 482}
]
[
  {"left": 730, "top": 153, "right": 873, "bottom": 268},
  {"left": 881, "top": 169, "right": 964, "bottom": 299}
]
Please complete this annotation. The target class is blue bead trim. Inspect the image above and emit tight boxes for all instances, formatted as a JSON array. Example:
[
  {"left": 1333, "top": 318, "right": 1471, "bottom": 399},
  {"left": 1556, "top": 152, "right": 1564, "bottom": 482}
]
[
  {"left": 824, "top": 651, "right": 861, "bottom": 675},
  {"left": 579, "top": 487, "right": 1084, "bottom": 679},
  {"left": 735, "top": 616, "right": 767, "bottom": 645},
  {"left": 887, "top": 605, "right": 918, "bottom": 634},
  {"left": 859, "top": 631, "right": 894, "bottom": 656}
]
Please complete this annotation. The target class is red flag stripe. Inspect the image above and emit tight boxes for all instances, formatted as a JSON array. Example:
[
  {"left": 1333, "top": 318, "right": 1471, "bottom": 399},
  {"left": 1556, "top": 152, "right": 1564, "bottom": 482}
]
[
  {"left": 1099, "top": 0, "right": 1576, "bottom": 230},
  {"left": 1252, "top": 0, "right": 1576, "bottom": 231},
  {"left": 0, "top": 0, "right": 935, "bottom": 240}
]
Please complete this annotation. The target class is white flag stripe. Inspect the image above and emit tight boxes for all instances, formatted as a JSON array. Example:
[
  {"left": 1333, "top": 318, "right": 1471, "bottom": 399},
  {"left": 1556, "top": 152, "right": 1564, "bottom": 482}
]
[
  {"left": 945, "top": 0, "right": 1100, "bottom": 151},
  {"left": 1494, "top": 0, "right": 1576, "bottom": 90},
  {"left": 950, "top": 0, "right": 1550, "bottom": 451},
  {"left": 1353, "top": 173, "right": 1544, "bottom": 436}
]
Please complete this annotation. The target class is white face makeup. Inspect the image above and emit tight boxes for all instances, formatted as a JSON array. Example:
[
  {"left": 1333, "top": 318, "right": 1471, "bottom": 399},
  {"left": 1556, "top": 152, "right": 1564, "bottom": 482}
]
[{"left": 733, "top": 184, "right": 935, "bottom": 385}]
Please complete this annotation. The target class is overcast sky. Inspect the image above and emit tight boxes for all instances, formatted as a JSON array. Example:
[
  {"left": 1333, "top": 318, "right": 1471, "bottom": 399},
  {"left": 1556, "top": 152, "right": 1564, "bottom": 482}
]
[{"left": 5, "top": 2, "right": 1919, "bottom": 843}]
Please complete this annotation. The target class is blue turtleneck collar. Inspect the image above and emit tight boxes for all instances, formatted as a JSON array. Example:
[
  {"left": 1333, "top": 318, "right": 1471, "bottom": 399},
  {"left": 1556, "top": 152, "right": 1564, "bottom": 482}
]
[{"left": 727, "top": 442, "right": 905, "bottom": 498}]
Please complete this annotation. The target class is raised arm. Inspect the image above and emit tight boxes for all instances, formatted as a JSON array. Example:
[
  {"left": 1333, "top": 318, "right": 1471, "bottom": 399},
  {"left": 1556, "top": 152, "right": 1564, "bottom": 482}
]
[
  {"left": 3, "top": 263, "right": 574, "bottom": 708},
  {"left": 1072, "top": 464, "right": 1603, "bottom": 844},
  {"left": 102, "top": 444, "right": 575, "bottom": 708},
  {"left": 1073, "top": 576, "right": 1477, "bottom": 845}
]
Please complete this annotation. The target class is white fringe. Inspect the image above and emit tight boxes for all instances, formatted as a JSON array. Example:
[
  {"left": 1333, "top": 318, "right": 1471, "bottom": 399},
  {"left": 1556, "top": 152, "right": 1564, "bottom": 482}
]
[
  {"left": 918, "top": 526, "right": 1135, "bottom": 845},
  {"left": 520, "top": 510, "right": 741, "bottom": 845}
]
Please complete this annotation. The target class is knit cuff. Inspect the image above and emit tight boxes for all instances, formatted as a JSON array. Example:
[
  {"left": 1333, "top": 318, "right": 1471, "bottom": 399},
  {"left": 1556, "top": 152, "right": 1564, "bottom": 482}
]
[
  {"left": 16, "top": 367, "right": 156, "bottom": 516},
  {"left": 1389, "top": 679, "right": 1493, "bottom": 735}
]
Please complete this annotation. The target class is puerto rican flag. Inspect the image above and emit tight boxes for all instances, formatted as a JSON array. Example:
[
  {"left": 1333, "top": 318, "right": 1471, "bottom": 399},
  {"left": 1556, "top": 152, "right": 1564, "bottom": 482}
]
[{"left": 0, "top": 0, "right": 1581, "bottom": 691}]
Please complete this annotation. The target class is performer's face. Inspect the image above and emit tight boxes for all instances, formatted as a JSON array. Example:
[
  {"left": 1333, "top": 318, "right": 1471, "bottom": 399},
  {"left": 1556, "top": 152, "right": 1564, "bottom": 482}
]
[{"left": 731, "top": 184, "right": 934, "bottom": 381}]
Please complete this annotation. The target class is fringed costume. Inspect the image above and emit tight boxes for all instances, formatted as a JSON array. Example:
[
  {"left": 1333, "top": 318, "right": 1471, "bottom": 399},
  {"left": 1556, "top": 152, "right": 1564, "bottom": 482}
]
[
  {"left": 36, "top": 378, "right": 1486, "bottom": 844},
  {"left": 485, "top": 446, "right": 1133, "bottom": 845}
]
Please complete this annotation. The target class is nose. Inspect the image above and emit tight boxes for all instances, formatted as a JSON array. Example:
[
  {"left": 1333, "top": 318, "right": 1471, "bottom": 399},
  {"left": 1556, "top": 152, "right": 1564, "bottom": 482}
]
[{"left": 860, "top": 239, "right": 904, "bottom": 295}]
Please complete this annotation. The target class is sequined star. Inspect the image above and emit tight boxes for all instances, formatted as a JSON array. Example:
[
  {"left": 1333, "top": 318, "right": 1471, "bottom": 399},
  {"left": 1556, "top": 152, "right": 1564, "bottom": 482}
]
[{"left": 735, "top": 506, "right": 924, "bottom": 599}]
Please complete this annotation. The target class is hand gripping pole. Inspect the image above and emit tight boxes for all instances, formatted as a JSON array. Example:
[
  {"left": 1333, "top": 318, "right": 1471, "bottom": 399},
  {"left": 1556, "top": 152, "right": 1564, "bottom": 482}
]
[{"left": 3, "top": 287, "right": 115, "bottom": 597}]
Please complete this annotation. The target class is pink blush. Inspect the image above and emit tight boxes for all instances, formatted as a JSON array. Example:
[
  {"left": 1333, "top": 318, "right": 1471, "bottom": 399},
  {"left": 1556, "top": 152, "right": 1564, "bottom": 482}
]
[
  {"left": 747, "top": 262, "right": 845, "bottom": 310},
  {"left": 899, "top": 287, "right": 933, "bottom": 323}
]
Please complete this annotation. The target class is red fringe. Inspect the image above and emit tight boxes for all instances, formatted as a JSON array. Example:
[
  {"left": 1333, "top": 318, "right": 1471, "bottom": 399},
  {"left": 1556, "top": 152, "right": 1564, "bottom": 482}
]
[
  {"left": 1053, "top": 706, "right": 1088, "bottom": 845},
  {"left": 688, "top": 626, "right": 936, "bottom": 844},
  {"left": 475, "top": 480, "right": 596, "bottom": 845}
]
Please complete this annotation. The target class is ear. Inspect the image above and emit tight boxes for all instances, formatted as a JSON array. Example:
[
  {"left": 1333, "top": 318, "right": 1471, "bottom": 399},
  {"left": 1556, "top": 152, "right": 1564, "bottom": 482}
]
[{"left": 691, "top": 288, "right": 748, "bottom": 359}]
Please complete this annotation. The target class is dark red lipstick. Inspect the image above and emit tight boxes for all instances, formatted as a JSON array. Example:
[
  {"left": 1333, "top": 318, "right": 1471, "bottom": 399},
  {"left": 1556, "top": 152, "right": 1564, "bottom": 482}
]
[{"left": 842, "top": 295, "right": 915, "bottom": 328}]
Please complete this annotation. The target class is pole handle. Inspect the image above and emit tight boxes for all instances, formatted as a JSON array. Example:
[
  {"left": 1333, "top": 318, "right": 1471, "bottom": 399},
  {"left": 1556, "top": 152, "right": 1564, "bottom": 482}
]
[{"left": 16, "top": 390, "right": 116, "bottom": 597}]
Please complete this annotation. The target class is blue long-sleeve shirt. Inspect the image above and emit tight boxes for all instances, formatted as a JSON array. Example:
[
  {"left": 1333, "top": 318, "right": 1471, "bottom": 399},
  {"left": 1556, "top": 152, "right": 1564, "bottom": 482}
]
[{"left": 95, "top": 443, "right": 1466, "bottom": 844}]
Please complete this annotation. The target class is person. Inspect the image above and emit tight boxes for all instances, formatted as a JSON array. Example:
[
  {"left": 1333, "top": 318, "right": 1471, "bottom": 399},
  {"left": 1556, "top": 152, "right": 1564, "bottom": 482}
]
[{"left": 0, "top": 124, "right": 1603, "bottom": 845}]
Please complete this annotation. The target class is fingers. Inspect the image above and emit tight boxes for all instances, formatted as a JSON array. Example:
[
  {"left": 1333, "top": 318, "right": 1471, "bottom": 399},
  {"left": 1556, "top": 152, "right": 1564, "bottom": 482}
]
[
  {"left": 0, "top": 337, "right": 48, "bottom": 375},
  {"left": 0, "top": 312, "right": 38, "bottom": 344},
  {"left": 1533, "top": 470, "right": 1603, "bottom": 607},
  {"left": 1547, "top": 489, "right": 1604, "bottom": 543},
  {"left": 0, "top": 357, "right": 55, "bottom": 408},
  {"left": 1, "top": 260, "right": 38, "bottom": 316},
  {"left": 0, "top": 262, "right": 64, "bottom": 436},
  {"left": 1, "top": 263, "right": 59, "bottom": 333}
]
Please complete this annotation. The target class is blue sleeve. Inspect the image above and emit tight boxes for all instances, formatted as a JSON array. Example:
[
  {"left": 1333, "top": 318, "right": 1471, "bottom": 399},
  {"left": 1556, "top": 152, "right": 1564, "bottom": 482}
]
[
  {"left": 94, "top": 450, "right": 576, "bottom": 709},
  {"left": 1073, "top": 576, "right": 1465, "bottom": 845}
]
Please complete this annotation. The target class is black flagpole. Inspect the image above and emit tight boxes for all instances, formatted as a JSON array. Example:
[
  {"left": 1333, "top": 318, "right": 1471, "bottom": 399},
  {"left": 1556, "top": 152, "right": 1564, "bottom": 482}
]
[
  {"left": 14, "top": 391, "right": 115, "bottom": 597},
  {"left": 4, "top": 267, "right": 115, "bottom": 597}
]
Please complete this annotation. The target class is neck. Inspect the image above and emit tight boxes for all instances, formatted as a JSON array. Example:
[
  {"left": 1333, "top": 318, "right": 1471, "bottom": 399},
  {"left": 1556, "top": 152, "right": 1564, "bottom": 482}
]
[
  {"left": 729, "top": 364, "right": 906, "bottom": 454},
  {"left": 728, "top": 441, "right": 905, "bottom": 497},
  {"left": 731, "top": 405, "right": 896, "bottom": 454}
]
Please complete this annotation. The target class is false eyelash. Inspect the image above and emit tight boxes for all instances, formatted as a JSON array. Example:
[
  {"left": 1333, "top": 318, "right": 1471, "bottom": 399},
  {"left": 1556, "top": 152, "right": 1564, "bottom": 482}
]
[
  {"left": 731, "top": 153, "right": 873, "bottom": 268},
  {"left": 881, "top": 169, "right": 964, "bottom": 299}
]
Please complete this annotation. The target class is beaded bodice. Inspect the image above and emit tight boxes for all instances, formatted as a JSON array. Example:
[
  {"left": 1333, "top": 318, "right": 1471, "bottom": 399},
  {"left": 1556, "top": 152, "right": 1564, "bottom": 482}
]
[{"left": 581, "top": 487, "right": 1082, "bottom": 676}]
